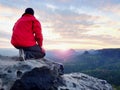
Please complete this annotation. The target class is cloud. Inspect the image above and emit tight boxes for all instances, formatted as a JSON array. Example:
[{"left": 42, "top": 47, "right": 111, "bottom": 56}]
[
  {"left": 45, "top": 3, "right": 58, "bottom": 11},
  {"left": 0, "top": 1, "right": 25, "bottom": 8},
  {"left": 56, "top": 0, "right": 72, "bottom": 3},
  {"left": 81, "top": 34, "right": 120, "bottom": 45},
  {"left": 0, "top": 30, "right": 11, "bottom": 40},
  {"left": 44, "top": 13, "right": 98, "bottom": 38},
  {"left": 36, "top": 2, "right": 120, "bottom": 49},
  {"left": 0, "top": 31, "right": 12, "bottom": 48}
]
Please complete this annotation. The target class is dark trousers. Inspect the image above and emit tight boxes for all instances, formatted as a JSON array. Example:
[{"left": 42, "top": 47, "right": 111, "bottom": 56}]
[{"left": 16, "top": 45, "right": 45, "bottom": 60}]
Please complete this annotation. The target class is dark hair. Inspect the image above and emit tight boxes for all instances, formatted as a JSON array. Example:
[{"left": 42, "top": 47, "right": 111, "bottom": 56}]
[{"left": 24, "top": 8, "right": 34, "bottom": 15}]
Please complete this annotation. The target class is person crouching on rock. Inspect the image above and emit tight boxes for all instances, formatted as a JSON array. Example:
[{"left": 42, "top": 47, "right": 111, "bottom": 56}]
[{"left": 11, "top": 8, "right": 45, "bottom": 60}]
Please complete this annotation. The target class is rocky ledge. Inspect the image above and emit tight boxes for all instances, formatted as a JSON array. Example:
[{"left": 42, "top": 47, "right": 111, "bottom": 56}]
[{"left": 0, "top": 56, "right": 113, "bottom": 90}]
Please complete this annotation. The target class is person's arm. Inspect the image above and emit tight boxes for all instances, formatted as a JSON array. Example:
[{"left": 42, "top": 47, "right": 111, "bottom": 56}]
[{"left": 33, "top": 20, "right": 43, "bottom": 47}]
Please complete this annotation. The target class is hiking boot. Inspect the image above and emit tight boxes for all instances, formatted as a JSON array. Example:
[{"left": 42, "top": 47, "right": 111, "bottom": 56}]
[{"left": 19, "top": 49, "right": 25, "bottom": 61}]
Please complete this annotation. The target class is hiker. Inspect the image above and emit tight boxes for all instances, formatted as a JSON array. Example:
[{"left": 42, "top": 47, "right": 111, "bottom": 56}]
[{"left": 11, "top": 8, "right": 45, "bottom": 60}]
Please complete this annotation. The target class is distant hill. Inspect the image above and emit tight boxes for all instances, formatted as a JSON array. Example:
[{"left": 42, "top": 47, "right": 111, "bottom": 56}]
[
  {"left": 63, "top": 48, "right": 120, "bottom": 88},
  {"left": 45, "top": 49, "right": 84, "bottom": 62}
]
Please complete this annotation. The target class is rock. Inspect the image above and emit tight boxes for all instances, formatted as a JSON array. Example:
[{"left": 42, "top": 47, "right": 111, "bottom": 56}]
[
  {"left": 0, "top": 57, "right": 64, "bottom": 90},
  {"left": 58, "top": 73, "right": 113, "bottom": 90},
  {"left": 0, "top": 79, "right": 2, "bottom": 89},
  {"left": 10, "top": 66, "right": 59, "bottom": 90},
  {"left": 0, "top": 57, "right": 113, "bottom": 90}
]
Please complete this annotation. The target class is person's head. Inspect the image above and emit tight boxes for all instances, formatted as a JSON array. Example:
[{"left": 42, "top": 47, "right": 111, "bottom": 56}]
[{"left": 24, "top": 8, "right": 34, "bottom": 15}]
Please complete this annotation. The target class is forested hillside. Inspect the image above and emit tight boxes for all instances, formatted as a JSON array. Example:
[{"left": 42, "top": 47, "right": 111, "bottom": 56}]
[{"left": 64, "top": 48, "right": 120, "bottom": 89}]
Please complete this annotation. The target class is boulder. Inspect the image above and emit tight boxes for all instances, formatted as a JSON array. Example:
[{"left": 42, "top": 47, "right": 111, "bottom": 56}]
[{"left": 0, "top": 57, "right": 113, "bottom": 90}]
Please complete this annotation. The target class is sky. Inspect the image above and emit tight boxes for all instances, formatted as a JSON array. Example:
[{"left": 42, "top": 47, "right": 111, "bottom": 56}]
[{"left": 0, "top": 0, "right": 120, "bottom": 50}]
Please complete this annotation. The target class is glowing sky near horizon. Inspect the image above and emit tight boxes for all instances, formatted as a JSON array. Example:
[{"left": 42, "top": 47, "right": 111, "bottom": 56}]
[{"left": 0, "top": 0, "right": 120, "bottom": 50}]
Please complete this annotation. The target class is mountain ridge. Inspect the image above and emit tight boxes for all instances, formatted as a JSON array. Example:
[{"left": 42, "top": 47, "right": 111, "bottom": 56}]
[{"left": 63, "top": 48, "right": 120, "bottom": 88}]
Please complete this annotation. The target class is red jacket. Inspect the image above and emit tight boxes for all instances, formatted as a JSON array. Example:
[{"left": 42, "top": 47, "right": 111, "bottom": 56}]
[{"left": 11, "top": 14, "right": 43, "bottom": 48}]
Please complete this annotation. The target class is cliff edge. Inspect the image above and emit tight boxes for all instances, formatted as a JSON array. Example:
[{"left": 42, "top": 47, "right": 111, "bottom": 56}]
[{"left": 0, "top": 56, "right": 113, "bottom": 90}]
